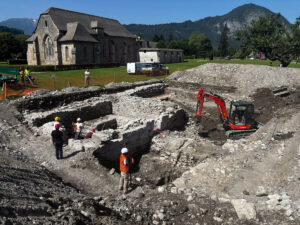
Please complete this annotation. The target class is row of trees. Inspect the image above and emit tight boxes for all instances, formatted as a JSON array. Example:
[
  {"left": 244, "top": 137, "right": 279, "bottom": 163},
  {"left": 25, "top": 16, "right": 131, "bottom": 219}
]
[
  {"left": 152, "top": 25, "right": 236, "bottom": 59},
  {"left": 152, "top": 14, "right": 300, "bottom": 67},
  {"left": 0, "top": 32, "right": 28, "bottom": 61}
]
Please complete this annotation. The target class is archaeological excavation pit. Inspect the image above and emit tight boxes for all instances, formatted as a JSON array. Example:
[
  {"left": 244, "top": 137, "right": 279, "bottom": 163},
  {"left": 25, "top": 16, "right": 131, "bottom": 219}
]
[
  {"left": 22, "top": 82, "right": 189, "bottom": 177},
  {"left": 3, "top": 64, "right": 300, "bottom": 224}
]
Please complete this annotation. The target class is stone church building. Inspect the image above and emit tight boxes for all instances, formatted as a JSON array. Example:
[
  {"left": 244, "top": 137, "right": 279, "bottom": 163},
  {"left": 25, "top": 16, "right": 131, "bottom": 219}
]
[{"left": 27, "top": 7, "right": 138, "bottom": 65}]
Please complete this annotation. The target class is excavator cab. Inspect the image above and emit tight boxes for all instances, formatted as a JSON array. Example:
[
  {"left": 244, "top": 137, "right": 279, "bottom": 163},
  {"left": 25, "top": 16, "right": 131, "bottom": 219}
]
[{"left": 228, "top": 101, "right": 257, "bottom": 130}]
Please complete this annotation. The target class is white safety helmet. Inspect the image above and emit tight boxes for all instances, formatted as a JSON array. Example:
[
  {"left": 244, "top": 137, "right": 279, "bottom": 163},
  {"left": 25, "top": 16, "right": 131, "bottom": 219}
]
[
  {"left": 77, "top": 118, "right": 81, "bottom": 122},
  {"left": 121, "top": 148, "right": 128, "bottom": 154}
]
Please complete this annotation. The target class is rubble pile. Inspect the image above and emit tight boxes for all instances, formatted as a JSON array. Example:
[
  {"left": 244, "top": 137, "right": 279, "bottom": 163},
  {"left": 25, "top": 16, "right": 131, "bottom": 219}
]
[
  {"left": 168, "top": 63, "right": 300, "bottom": 100},
  {"left": 1, "top": 64, "right": 300, "bottom": 224}
]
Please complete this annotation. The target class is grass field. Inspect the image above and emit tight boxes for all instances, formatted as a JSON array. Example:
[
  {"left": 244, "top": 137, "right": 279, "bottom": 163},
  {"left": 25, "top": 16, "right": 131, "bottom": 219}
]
[{"left": 1, "top": 59, "right": 300, "bottom": 92}]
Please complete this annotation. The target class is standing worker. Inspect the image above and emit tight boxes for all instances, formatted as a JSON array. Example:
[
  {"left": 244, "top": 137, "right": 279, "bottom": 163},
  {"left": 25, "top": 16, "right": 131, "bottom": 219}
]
[
  {"left": 24, "top": 67, "right": 30, "bottom": 84},
  {"left": 54, "top": 116, "right": 68, "bottom": 144},
  {"left": 119, "top": 147, "right": 134, "bottom": 194},
  {"left": 19, "top": 67, "right": 25, "bottom": 85},
  {"left": 73, "top": 118, "right": 84, "bottom": 139},
  {"left": 51, "top": 124, "right": 64, "bottom": 160},
  {"left": 84, "top": 68, "right": 90, "bottom": 86}
]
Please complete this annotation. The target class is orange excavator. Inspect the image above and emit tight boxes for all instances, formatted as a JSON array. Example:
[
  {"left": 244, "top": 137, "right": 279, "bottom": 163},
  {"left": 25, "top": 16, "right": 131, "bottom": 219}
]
[{"left": 195, "top": 88, "right": 259, "bottom": 137}]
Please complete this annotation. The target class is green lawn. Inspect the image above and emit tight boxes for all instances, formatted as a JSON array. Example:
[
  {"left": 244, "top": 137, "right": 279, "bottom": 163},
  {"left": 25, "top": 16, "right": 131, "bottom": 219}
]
[{"left": 1, "top": 59, "right": 300, "bottom": 92}]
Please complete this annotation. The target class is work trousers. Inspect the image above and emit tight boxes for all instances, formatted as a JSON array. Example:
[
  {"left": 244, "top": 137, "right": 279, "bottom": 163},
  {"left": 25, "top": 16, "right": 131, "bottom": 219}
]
[
  {"left": 119, "top": 172, "right": 128, "bottom": 193},
  {"left": 54, "top": 143, "right": 63, "bottom": 160},
  {"left": 75, "top": 131, "right": 81, "bottom": 140}
]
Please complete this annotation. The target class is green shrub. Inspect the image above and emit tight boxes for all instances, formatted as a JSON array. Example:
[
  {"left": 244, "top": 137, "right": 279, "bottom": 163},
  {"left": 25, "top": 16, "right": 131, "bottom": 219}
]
[
  {"left": 0, "top": 63, "right": 120, "bottom": 72},
  {"left": 8, "top": 59, "right": 27, "bottom": 65}
]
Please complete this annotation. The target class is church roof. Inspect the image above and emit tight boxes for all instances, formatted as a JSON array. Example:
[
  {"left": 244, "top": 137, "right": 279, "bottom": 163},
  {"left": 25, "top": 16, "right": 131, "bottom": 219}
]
[
  {"left": 26, "top": 34, "right": 37, "bottom": 42},
  {"left": 42, "top": 7, "right": 136, "bottom": 39},
  {"left": 59, "top": 22, "right": 98, "bottom": 42}
]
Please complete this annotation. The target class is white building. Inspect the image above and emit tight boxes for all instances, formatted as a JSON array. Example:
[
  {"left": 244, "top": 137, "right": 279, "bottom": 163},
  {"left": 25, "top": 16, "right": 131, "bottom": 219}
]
[{"left": 139, "top": 48, "right": 184, "bottom": 64}]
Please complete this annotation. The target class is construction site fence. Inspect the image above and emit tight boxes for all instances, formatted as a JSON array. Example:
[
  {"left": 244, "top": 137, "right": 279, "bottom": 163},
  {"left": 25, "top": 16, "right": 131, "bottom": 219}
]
[{"left": 0, "top": 82, "right": 38, "bottom": 100}]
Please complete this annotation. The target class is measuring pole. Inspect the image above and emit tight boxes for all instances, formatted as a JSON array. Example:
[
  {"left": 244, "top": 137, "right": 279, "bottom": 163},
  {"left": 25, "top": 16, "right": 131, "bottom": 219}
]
[{"left": 51, "top": 74, "right": 56, "bottom": 90}]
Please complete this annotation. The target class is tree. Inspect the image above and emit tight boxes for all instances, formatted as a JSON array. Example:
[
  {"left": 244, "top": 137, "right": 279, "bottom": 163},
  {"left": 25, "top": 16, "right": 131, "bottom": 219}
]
[
  {"left": 152, "top": 34, "right": 160, "bottom": 42},
  {"left": 168, "top": 34, "right": 173, "bottom": 43},
  {"left": 159, "top": 34, "right": 165, "bottom": 42},
  {"left": 291, "top": 17, "right": 300, "bottom": 59},
  {"left": 14, "top": 34, "right": 29, "bottom": 59},
  {"left": 218, "top": 24, "right": 229, "bottom": 57},
  {"left": 189, "top": 33, "right": 213, "bottom": 58},
  {"left": 0, "top": 32, "right": 19, "bottom": 60},
  {"left": 228, "top": 46, "right": 236, "bottom": 56},
  {"left": 0, "top": 26, "right": 24, "bottom": 35},
  {"left": 178, "top": 39, "right": 194, "bottom": 56},
  {"left": 167, "top": 40, "right": 179, "bottom": 49},
  {"left": 236, "top": 14, "right": 300, "bottom": 67},
  {"left": 156, "top": 40, "right": 166, "bottom": 48}
]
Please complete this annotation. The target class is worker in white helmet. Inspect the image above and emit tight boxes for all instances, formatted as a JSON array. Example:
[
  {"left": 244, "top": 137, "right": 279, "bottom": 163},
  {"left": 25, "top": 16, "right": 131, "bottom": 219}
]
[
  {"left": 73, "top": 118, "right": 84, "bottom": 139},
  {"left": 119, "top": 147, "right": 134, "bottom": 194}
]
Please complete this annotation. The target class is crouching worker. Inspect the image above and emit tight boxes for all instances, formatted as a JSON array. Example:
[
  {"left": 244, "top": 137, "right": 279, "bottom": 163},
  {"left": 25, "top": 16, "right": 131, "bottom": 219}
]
[
  {"left": 84, "top": 128, "right": 95, "bottom": 139},
  {"left": 119, "top": 148, "right": 134, "bottom": 194},
  {"left": 51, "top": 124, "right": 64, "bottom": 160}
]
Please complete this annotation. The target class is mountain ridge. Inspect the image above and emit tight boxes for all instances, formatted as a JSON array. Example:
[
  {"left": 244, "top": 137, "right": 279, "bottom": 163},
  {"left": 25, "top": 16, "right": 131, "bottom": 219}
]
[
  {"left": 0, "top": 4, "right": 290, "bottom": 48},
  {"left": 124, "top": 3, "right": 290, "bottom": 47},
  {"left": 0, "top": 18, "right": 37, "bottom": 35}
]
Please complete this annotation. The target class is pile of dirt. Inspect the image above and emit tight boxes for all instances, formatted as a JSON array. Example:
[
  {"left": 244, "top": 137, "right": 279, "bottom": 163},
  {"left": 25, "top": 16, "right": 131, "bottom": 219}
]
[
  {"left": 252, "top": 87, "right": 300, "bottom": 124},
  {"left": 168, "top": 63, "right": 300, "bottom": 100}
]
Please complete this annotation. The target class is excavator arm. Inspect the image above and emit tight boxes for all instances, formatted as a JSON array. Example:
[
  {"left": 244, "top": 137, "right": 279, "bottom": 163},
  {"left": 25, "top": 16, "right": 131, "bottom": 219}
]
[{"left": 195, "top": 88, "right": 228, "bottom": 123}]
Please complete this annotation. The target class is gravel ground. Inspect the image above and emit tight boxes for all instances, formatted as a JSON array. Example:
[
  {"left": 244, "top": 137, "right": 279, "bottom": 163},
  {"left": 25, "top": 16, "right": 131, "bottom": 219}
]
[{"left": 1, "top": 64, "right": 300, "bottom": 224}]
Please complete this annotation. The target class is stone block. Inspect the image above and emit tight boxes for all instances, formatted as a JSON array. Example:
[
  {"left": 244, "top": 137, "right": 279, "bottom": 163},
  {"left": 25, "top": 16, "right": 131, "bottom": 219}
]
[
  {"left": 231, "top": 199, "right": 256, "bottom": 220},
  {"left": 155, "top": 108, "right": 187, "bottom": 131},
  {"left": 96, "top": 118, "right": 117, "bottom": 131}
]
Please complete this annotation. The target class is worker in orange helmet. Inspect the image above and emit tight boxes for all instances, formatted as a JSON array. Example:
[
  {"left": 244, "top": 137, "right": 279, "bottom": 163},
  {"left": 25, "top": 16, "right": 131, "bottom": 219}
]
[{"left": 119, "top": 147, "right": 134, "bottom": 194}]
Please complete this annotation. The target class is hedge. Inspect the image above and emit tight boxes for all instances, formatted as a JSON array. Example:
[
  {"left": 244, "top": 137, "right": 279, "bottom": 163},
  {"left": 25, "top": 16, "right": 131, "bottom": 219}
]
[
  {"left": 8, "top": 59, "right": 28, "bottom": 65},
  {"left": 0, "top": 62, "right": 120, "bottom": 72}
]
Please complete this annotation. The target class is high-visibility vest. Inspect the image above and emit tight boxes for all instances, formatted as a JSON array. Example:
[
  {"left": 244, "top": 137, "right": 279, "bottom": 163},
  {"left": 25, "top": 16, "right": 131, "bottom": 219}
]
[
  {"left": 73, "top": 123, "right": 77, "bottom": 131},
  {"left": 120, "top": 154, "right": 129, "bottom": 173},
  {"left": 25, "top": 69, "right": 30, "bottom": 77}
]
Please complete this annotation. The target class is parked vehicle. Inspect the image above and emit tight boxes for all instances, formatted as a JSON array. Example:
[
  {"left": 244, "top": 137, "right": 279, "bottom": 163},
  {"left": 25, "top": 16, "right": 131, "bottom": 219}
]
[{"left": 127, "top": 62, "right": 169, "bottom": 76}]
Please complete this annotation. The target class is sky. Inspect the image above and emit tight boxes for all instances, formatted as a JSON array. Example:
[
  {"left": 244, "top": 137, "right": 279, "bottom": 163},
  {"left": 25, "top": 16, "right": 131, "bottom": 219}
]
[{"left": 0, "top": 0, "right": 299, "bottom": 24}]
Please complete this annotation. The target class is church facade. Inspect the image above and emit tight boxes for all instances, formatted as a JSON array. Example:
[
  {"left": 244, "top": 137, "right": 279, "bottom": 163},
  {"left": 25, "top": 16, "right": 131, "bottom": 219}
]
[{"left": 27, "top": 7, "right": 138, "bottom": 65}]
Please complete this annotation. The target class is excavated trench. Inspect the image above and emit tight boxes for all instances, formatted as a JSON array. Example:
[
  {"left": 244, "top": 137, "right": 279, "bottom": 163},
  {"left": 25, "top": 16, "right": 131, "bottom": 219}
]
[{"left": 22, "top": 83, "right": 188, "bottom": 187}]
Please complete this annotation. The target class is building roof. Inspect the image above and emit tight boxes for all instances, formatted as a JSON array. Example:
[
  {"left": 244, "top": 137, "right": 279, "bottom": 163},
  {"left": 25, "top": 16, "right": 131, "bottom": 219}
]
[
  {"left": 26, "top": 34, "right": 37, "bottom": 42},
  {"left": 139, "top": 48, "right": 183, "bottom": 52},
  {"left": 42, "top": 7, "right": 136, "bottom": 39},
  {"left": 59, "top": 22, "right": 98, "bottom": 42}
]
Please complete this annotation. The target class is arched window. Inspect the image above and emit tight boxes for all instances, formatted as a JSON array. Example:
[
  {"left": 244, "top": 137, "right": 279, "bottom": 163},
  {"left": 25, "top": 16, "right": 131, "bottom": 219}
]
[
  {"left": 44, "top": 36, "right": 54, "bottom": 61},
  {"left": 65, "top": 46, "right": 69, "bottom": 61}
]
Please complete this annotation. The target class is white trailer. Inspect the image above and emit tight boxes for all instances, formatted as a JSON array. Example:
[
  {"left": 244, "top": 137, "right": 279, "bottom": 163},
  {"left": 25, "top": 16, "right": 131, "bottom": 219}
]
[{"left": 127, "top": 62, "right": 169, "bottom": 76}]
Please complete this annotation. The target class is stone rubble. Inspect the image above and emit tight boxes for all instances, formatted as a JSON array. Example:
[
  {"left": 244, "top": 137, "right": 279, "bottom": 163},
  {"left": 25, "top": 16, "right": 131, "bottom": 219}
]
[{"left": 1, "top": 64, "right": 300, "bottom": 224}]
